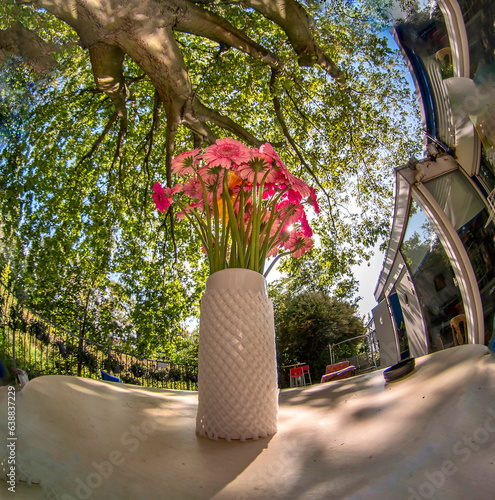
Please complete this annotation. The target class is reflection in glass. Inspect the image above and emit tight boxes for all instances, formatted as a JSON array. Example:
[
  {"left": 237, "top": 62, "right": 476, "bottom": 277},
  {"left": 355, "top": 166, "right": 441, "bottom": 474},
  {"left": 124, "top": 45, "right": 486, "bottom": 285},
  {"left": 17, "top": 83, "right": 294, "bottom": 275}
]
[
  {"left": 389, "top": 293, "right": 410, "bottom": 360},
  {"left": 400, "top": 199, "right": 465, "bottom": 352},
  {"left": 424, "top": 171, "right": 495, "bottom": 345}
]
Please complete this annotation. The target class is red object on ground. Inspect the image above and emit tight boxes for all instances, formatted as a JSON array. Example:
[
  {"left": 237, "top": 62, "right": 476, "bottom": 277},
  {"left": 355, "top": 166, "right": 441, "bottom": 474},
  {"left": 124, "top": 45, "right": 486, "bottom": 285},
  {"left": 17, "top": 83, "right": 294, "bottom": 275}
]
[{"left": 320, "top": 361, "right": 356, "bottom": 383}]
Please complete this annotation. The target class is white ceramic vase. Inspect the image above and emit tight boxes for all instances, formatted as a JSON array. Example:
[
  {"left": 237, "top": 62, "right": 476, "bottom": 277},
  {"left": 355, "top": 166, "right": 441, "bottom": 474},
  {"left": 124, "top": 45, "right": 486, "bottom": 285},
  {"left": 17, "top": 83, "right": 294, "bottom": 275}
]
[{"left": 195, "top": 268, "right": 279, "bottom": 441}]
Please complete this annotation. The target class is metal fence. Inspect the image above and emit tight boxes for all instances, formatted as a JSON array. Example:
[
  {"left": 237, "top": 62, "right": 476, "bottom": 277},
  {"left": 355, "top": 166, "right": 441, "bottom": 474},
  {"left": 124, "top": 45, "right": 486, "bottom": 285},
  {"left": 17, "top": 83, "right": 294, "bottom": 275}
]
[
  {"left": 327, "top": 319, "right": 380, "bottom": 373},
  {"left": 0, "top": 280, "right": 198, "bottom": 391}
]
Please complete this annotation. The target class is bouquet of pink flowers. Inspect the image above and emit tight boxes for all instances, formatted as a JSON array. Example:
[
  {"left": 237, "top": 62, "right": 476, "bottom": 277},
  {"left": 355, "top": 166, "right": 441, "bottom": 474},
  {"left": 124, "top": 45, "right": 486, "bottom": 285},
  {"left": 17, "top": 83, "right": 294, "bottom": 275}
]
[{"left": 153, "top": 138, "right": 319, "bottom": 276}]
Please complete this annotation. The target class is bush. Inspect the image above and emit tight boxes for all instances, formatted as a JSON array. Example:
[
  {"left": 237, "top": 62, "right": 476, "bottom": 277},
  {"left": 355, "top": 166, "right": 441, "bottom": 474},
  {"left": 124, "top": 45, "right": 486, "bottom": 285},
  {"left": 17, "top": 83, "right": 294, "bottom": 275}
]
[
  {"left": 120, "top": 374, "right": 141, "bottom": 385},
  {"left": 149, "top": 368, "right": 168, "bottom": 382},
  {"left": 129, "top": 362, "right": 148, "bottom": 378},
  {"left": 53, "top": 339, "right": 76, "bottom": 357},
  {"left": 76, "top": 348, "right": 98, "bottom": 373},
  {"left": 275, "top": 291, "right": 364, "bottom": 386},
  {"left": 30, "top": 320, "right": 50, "bottom": 345},
  {"left": 168, "top": 366, "right": 183, "bottom": 382},
  {"left": 103, "top": 356, "right": 123, "bottom": 374},
  {"left": 9, "top": 305, "right": 27, "bottom": 333}
]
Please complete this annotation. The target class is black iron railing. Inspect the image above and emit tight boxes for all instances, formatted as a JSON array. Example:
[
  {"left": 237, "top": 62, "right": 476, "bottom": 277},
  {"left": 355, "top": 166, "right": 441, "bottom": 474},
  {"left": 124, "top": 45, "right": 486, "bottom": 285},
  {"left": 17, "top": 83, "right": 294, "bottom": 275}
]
[
  {"left": 327, "top": 318, "right": 380, "bottom": 373},
  {"left": 0, "top": 280, "right": 197, "bottom": 390}
]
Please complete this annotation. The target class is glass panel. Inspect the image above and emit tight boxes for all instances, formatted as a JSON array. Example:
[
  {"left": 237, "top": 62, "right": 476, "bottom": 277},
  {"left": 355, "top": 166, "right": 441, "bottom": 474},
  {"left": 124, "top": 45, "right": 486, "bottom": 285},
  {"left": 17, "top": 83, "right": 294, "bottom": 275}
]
[
  {"left": 457, "top": 0, "right": 495, "bottom": 80},
  {"left": 457, "top": 0, "right": 495, "bottom": 162},
  {"left": 388, "top": 293, "right": 410, "bottom": 360},
  {"left": 479, "top": 155, "right": 495, "bottom": 193},
  {"left": 396, "top": 9, "right": 453, "bottom": 80},
  {"left": 424, "top": 170, "right": 486, "bottom": 230},
  {"left": 394, "top": 8, "right": 455, "bottom": 147},
  {"left": 425, "top": 171, "right": 495, "bottom": 345},
  {"left": 400, "top": 199, "right": 465, "bottom": 352}
]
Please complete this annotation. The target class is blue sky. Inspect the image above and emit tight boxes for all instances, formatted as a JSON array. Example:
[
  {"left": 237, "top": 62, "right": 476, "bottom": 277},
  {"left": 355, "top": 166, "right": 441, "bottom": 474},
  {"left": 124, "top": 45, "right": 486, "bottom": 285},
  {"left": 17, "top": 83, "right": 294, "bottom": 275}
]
[{"left": 351, "top": 23, "right": 422, "bottom": 319}]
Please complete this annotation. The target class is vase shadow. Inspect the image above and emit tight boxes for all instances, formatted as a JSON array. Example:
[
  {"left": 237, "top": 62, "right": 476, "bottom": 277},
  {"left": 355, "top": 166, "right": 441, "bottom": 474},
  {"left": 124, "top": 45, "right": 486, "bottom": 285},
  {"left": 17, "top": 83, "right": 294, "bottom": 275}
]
[{"left": 4, "top": 375, "right": 272, "bottom": 499}]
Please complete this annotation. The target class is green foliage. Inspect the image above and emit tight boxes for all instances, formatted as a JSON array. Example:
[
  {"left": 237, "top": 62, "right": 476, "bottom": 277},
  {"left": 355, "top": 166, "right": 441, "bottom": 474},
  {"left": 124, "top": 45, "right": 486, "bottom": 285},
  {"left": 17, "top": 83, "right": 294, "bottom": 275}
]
[
  {"left": 119, "top": 374, "right": 141, "bottom": 385},
  {"left": 76, "top": 348, "right": 98, "bottom": 373},
  {"left": 149, "top": 368, "right": 168, "bottom": 383},
  {"left": 168, "top": 366, "right": 183, "bottom": 383},
  {"left": 103, "top": 355, "right": 124, "bottom": 374},
  {"left": 129, "top": 362, "right": 148, "bottom": 378},
  {"left": 274, "top": 291, "right": 365, "bottom": 386},
  {"left": 29, "top": 320, "right": 50, "bottom": 345},
  {"left": 54, "top": 339, "right": 73, "bottom": 358},
  {"left": 1, "top": 262, "right": 11, "bottom": 287},
  {"left": 166, "top": 329, "right": 199, "bottom": 366},
  {"left": 0, "top": 0, "right": 421, "bottom": 361}
]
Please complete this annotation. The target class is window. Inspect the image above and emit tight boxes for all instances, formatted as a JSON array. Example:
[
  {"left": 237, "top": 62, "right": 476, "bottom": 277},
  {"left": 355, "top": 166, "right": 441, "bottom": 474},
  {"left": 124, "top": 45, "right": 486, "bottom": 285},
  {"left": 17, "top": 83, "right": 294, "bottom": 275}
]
[
  {"left": 401, "top": 199, "right": 465, "bottom": 352},
  {"left": 424, "top": 170, "right": 495, "bottom": 345}
]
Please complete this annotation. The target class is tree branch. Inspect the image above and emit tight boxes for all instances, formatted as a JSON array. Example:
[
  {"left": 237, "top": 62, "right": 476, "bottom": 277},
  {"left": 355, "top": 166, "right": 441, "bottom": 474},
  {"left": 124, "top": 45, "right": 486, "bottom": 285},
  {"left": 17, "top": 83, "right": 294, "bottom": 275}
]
[
  {"left": 108, "top": 117, "right": 128, "bottom": 205},
  {"left": 175, "top": 0, "right": 282, "bottom": 70},
  {"left": 240, "top": 0, "right": 346, "bottom": 87},
  {"left": 269, "top": 68, "right": 337, "bottom": 235},
  {"left": 192, "top": 99, "right": 263, "bottom": 147},
  {"left": 88, "top": 43, "right": 128, "bottom": 126},
  {"left": 74, "top": 110, "right": 119, "bottom": 174},
  {"left": 0, "top": 21, "right": 62, "bottom": 72}
]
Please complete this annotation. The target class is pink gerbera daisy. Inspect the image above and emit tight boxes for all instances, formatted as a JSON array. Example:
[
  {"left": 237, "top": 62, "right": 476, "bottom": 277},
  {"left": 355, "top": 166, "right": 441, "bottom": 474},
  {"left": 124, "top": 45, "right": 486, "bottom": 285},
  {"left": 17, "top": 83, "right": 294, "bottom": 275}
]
[
  {"left": 260, "top": 143, "right": 292, "bottom": 184},
  {"left": 280, "top": 230, "right": 298, "bottom": 251},
  {"left": 153, "top": 182, "right": 173, "bottom": 213},
  {"left": 262, "top": 184, "right": 276, "bottom": 200},
  {"left": 299, "top": 210, "right": 313, "bottom": 238},
  {"left": 202, "top": 138, "right": 251, "bottom": 169},
  {"left": 287, "top": 174, "right": 311, "bottom": 202},
  {"left": 181, "top": 178, "right": 203, "bottom": 200},
  {"left": 275, "top": 200, "right": 304, "bottom": 227},
  {"left": 171, "top": 149, "right": 201, "bottom": 176},
  {"left": 267, "top": 245, "right": 279, "bottom": 258},
  {"left": 291, "top": 231, "right": 314, "bottom": 258},
  {"left": 309, "top": 186, "right": 320, "bottom": 214},
  {"left": 233, "top": 148, "right": 276, "bottom": 185},
  {"left": 197, "top": 164, "right": 224, "bottom": 186}
]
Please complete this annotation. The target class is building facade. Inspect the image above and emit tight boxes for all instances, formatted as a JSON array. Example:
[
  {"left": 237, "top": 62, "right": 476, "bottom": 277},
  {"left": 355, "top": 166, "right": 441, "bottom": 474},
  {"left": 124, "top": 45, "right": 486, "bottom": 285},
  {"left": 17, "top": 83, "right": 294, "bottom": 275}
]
[{"left": 373, "top": 0, "right": 495, "bottom": 367}]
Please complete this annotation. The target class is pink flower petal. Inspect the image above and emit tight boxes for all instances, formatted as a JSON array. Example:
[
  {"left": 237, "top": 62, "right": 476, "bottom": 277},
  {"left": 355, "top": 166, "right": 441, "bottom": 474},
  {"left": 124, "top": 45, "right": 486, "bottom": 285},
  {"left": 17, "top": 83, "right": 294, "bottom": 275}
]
[
  {"left": 153, "top": 182, "right": 173, "bottom": 213},
  {"left": 171, "top": 149, "right": 201, "bottom": 175},
  {"left": 202, "top": 138, "right": 251, "bottom": 169}
]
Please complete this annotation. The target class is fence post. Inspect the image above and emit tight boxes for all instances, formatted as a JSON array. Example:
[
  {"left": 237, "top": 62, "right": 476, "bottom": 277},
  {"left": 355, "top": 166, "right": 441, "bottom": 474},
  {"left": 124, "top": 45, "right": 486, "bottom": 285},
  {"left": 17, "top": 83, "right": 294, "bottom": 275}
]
[{"left": 12, "top": 317, "right": 16, "bottom": 376}]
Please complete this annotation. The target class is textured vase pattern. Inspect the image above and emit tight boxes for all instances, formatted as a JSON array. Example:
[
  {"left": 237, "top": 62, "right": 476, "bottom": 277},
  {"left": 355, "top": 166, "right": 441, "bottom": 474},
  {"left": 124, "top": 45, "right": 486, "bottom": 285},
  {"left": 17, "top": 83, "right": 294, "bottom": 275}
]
[{"left": 196, "top": 278, "right": 278, "bottom": 441}]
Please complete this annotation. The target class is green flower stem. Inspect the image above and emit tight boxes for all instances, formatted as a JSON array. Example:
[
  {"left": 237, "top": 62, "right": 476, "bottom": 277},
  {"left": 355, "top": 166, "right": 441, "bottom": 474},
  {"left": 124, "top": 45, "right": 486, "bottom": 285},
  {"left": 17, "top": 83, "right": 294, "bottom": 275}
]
[
  {"left": 263, "top": 249, "right": 296, "bottom": 277},
  {"left": 220, "top": 193, "right": 229, "bottom": 268},
  {"left": 223, "top": 172, "right": 244, "bottom": 268},
  {"left": 237, "top": 187, "right": 252, "bottom": 263},
  {"left": 232, "top": 185, "right": 245, "bottom": 267},
  {"left": 259, "top": 205, "right": 282, "bottom": 260},
  {"left": 197, "top": 175, "right": 214, "bottom": 271},
  {"left": 243, "top": 212, "right": 253, "bottom": 266},
  {"left": 230, "top": 231, "right": 237, "bottom": 268},
  {"left": 258, "top": 206, "right": 273, "bottom": 264},
  {"left": 253, "top": 169, "right": 272, "bottom": 273},
  {"left": 211, "top": 177, "right": 221, "bottom": 273},
  {"left": 237, "top": 181, "right": 245, "bottom": 246},
  {"left": 249, "top": 171, "right": 258, "bottom": 271}
]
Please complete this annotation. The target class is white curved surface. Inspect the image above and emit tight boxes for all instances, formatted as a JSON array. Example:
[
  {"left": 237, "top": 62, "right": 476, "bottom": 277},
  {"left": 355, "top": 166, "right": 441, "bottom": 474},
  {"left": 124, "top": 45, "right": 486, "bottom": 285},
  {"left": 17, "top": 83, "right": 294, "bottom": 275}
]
[
  {"left": 206, "top": 268, "right": 268, "bottom": 295},
  {"left": 1, "top": 345, "right": 494, "bottom": 499},
  {"left": 196, "top": 285, "right": 278, "bottom": 441}
]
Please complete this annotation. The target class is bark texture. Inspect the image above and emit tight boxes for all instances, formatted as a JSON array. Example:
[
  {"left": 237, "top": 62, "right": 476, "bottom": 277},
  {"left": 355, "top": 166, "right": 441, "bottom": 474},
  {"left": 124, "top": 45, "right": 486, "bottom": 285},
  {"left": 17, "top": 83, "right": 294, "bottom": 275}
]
[{"left": 5, "top": 0, "right": 345, "bottom": 179}]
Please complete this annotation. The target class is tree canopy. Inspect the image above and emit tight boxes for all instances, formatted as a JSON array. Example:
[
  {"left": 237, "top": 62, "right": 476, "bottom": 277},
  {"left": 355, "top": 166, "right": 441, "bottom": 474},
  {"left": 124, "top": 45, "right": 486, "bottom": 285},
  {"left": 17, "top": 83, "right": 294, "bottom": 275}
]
[
  {"left": 274, "top": 290, "right": 365, "bottom": 385},
  {"left": 0, "top": 0, "right": 420, "bottom": 355}
]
